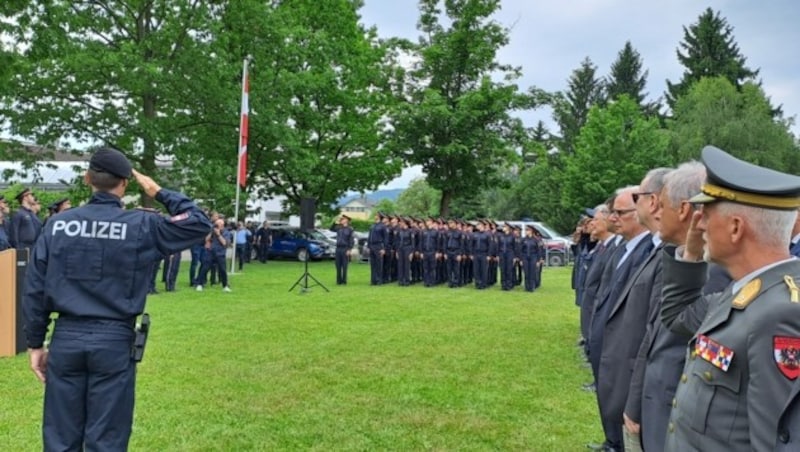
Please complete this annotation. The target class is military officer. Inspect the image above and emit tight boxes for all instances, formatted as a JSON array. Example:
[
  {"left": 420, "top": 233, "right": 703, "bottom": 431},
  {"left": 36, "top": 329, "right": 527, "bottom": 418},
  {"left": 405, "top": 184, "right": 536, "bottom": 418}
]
[
  {"left": 367, "top": 212, "right": 387, "bottom": 284},
  {"left": 661, "top": 146, "right": 800, "bottom": 451},
  {"left": 23, "top": 147, "right": 212, "bottom": 450}
]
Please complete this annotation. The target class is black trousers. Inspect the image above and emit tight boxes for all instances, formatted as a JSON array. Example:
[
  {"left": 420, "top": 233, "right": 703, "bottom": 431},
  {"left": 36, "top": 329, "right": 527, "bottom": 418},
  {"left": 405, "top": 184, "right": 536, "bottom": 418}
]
[
  {"left": 335, "top": 248, "right": 350, "bottom": 284},
  {"left": 369, "top": 247, "right": 384, "bottom": 284},
  {"left": 44, "top": 318, "right": 136, "bottom": 451}
]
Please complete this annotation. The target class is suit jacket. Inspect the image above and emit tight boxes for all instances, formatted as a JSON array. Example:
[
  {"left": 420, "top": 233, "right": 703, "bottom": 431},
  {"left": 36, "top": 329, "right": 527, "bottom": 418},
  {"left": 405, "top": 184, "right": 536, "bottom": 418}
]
[
  {"left": 662, "top": 254, "right": 800, "bottom": 451},
  {"left": 597, "top": 239, "right": 662, "bottom": 430},
  {"left": 579, "top": 237, "right": 619, "bottom": 342},
  {"left": 588, "top": 235, "right": 651, "bottom": 380},
  {"left": 626, "top": 254, "right": 731, "bottom": 452}
]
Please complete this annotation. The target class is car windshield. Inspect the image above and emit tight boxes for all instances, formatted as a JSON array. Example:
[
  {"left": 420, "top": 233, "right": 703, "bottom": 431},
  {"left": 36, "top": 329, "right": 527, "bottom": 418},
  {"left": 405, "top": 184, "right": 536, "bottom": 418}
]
[{"left": 308, "top": 231, "right": 327, "bottom": 240}]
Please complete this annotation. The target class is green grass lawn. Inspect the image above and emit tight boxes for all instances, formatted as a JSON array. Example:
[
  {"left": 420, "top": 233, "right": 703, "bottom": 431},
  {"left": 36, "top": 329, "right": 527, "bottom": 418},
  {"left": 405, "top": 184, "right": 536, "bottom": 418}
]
[{"left": 0, "top": 260, "right": 602, "bottom": 451}]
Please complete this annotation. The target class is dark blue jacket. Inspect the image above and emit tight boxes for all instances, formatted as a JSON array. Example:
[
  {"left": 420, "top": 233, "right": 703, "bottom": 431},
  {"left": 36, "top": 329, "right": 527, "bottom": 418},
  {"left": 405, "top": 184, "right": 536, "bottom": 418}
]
[
  {"left": 23, "top": 189, "right": 212, "bottom": 348},
  {"left": 9, "top": 206, "right": 42, "bottom": 249}
]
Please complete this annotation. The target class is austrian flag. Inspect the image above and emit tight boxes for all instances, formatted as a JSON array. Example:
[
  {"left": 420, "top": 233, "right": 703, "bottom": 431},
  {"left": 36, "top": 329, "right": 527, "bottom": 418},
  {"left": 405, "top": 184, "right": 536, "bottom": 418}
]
[{"left": 238, "top": 59, "right": 250, "bottom": 188}]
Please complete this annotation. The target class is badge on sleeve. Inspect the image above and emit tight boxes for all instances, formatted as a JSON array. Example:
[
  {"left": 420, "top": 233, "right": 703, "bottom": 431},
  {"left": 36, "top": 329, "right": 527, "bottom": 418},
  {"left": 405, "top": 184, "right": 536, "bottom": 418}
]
[
  {"left": 774, "top": 336, "right": 800, "bottom": 380},
  {"left": 695, "top": 334, "right": 734, "bottom": 372}
]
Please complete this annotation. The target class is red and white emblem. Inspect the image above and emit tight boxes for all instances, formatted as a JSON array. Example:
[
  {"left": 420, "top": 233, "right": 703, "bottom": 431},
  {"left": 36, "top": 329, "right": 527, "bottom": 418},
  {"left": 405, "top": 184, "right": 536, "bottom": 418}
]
[{"left": 774, "top": 336, "right": 800, "bottom": 380}]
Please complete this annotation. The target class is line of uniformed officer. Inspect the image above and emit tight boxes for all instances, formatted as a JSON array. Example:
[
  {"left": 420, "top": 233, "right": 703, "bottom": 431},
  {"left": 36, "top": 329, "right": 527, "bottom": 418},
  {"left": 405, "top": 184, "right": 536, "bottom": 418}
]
[{"left": 365, "top": 214, "right": 544, "bottom": 291}]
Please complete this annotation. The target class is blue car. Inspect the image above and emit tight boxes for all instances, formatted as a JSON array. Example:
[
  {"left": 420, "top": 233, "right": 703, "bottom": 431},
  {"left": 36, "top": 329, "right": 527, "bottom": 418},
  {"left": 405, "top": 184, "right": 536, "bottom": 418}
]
[{"left": 268, "top": 227, "right": 333, "bottom": 261}]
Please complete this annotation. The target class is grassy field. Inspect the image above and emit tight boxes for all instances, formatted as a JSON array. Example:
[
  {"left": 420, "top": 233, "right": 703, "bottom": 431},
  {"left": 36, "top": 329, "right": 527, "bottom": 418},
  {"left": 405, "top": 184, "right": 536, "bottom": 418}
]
[{"left": 0, "top": 259, "right": 602, "bottom": 451}]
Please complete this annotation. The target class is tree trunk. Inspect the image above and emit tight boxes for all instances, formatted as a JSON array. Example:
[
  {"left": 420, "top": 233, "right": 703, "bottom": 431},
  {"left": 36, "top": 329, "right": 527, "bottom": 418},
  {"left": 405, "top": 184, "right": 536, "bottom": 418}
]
[{"left": 439, "top": 190, "right": 452, "bottom": 218}]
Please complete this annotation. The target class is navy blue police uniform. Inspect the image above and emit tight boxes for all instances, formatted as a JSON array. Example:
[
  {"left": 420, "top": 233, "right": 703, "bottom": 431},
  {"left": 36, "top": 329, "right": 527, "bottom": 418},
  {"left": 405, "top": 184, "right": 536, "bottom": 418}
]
[
  {"left": 23, "top": 148, "right": 212, "bottom": 451},
  {"left": 9, "top": 187, "right": 43, "bottom": 256},
  {"left": 335, "top": 217, "right": 355, "bottom": 285},
  {"left": 367, "top": 214, "right": 387, "bottom": 285}
]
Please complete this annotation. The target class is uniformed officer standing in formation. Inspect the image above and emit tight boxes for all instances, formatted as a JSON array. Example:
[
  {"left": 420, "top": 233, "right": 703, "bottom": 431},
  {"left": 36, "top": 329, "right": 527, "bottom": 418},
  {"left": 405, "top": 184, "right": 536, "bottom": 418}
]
[
  {"left": 9, "top": 187, "right": 43, "bottom": 258},
  {"left": 367, "top": 213, "right": 387, "bottom": 284},
  {"left": 0, "top": 194, "right": 11, "bottom": 251},
  {"left": 334, "top": 214, "right": 355, "bottom": 285},
  {"left": 660, "top": 146, "right": 800, "bottom": 451},
  {"left": 23, "top": 147, "right": 212, "bottom": 451}
]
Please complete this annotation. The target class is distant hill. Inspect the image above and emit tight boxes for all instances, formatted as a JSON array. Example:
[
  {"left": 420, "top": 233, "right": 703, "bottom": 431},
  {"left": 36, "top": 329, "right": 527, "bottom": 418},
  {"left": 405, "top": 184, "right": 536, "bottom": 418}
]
[{"left": 338, "top": 188, "right": 403, "bottom": 206}]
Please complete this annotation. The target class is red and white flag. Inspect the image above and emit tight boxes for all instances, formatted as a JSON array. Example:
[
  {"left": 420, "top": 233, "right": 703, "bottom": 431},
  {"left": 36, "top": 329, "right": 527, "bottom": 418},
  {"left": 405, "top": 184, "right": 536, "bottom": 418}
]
[{"left": 237, "top": 59, "right": 250, "bottom": 188}]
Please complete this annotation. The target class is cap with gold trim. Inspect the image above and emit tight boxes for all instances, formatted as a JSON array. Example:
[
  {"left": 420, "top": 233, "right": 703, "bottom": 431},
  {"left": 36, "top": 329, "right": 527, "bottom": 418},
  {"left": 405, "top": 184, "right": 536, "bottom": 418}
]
[{"left": 690, "top": 146, "right": 800, "bottom": 210}]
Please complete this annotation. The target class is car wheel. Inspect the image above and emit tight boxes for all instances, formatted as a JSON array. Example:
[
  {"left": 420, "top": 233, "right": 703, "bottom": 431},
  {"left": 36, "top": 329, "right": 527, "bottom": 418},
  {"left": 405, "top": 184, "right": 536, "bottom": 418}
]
[
  {"left": 297, "top": 248, "right": 309, "bottom": 262},
  {"left": 548, "top": 253, "right": 564, "bottom": 267}
]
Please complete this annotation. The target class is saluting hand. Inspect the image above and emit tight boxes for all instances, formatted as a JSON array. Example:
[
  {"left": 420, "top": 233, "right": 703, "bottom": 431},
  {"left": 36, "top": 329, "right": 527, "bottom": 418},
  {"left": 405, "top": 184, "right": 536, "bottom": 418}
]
[
  {"left": 684, "top": 209, "right": 705, "bottom": 262},
  {"left": 132, "top": 169, "right": 162, "bottom": 198}
]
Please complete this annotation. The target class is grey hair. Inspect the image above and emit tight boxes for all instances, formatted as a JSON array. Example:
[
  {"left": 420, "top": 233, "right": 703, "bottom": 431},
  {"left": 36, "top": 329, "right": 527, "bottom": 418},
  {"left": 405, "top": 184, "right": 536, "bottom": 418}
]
[
  {"left": 663, "top": 161, "right": 706, "bottom": 207},
  {"left": 642, "top": 167, "right": 672, "bottom": 193},
  {"left": 594, "top": 204, "right": 610, "bottom": 215},
  {"left": 716, "top": 202, "right": 795, "bottom": 248}
]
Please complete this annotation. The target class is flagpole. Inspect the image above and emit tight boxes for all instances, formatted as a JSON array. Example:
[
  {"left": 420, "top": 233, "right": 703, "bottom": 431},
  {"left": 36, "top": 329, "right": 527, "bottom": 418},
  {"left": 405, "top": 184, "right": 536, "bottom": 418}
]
[{"left": 231, "top": 56, "right": 250, "bottom": 275}]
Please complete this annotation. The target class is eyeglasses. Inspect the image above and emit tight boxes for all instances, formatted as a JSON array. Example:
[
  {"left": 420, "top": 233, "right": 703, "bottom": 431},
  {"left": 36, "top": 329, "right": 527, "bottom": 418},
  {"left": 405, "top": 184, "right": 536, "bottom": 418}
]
[
  {"left": 610, "top": 208, "right": 636, "bottom": 217},
  {"left": 632, "top": 192, "right": 654, "bottom": 203}
]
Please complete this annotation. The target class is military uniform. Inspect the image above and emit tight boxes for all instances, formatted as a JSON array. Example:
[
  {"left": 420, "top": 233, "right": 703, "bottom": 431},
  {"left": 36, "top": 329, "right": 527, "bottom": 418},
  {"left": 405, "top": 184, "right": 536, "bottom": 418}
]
[
  {"left": 23, "top": 148, "right": 212, "bottom": 450},
  {"left": 661, "top": 146, "right": 800, "bottom": 451}
]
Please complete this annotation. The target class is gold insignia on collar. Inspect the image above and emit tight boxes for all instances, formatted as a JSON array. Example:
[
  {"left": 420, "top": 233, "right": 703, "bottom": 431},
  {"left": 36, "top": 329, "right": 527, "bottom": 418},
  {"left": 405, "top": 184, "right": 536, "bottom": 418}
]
[
  {"left": 732, "top": 278, "right": 761, "bottom": 310},
  {"left": 784, "top": 276, "right": 800, "bottom": 303}
]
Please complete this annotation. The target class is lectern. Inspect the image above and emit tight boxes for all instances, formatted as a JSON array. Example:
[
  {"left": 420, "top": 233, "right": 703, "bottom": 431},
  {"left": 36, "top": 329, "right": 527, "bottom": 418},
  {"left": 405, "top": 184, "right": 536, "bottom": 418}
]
[{"left": 1, "top": 248, "right": 28, "bottom": 356}]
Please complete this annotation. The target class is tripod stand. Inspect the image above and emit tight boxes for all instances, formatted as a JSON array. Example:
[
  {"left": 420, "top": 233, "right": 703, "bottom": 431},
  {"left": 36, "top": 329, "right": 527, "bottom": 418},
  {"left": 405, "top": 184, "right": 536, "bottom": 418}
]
[{"left": 289, "top": 256, "right": 329, "bottom": 293}]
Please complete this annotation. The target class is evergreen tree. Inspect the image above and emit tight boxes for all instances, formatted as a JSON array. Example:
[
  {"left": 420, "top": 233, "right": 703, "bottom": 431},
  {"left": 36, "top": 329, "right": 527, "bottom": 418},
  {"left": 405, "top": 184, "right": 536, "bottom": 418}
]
[
  {"left": 606, "top": 41, "right": 658, "bottom": 114},
  {"left": 551, "top": 57, "right": 604, "bottom": 155},
  {"left": 665, "top": 8, "right": 758, "bottom": 109}
]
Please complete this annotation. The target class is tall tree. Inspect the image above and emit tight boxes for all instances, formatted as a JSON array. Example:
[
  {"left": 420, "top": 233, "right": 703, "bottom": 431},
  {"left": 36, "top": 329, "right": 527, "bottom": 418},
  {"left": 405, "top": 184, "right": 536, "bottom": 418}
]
[
  {"left": 0, "top": 0, "right": 225, "bottom": 205},
  {"left": 605, "top": 41, "right": 658, "bottom": 114},
  {"left": 669, "top": 77, "right": 798, "bottom": 173},
  {"left": 550, "top": 57, "right": 604, "bottom": 155},
  {"left": 665, "top": 8, "right": 758, "bottom": 109},
  {"left": 219, "top": 0, "right": 404, "bottom": 216},
  {"left": 560, "top": 95, "right": 670, "bottom": 213},
  {"left": 391, "top": 0, "right": 530, "bottom": 217}
]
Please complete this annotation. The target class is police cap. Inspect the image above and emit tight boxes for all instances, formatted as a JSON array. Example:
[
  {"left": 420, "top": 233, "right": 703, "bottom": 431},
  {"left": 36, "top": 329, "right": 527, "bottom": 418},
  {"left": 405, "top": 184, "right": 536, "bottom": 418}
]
[
  {"left": 584, "top": 207, "right": 596, "bottom": 218},
  {"left": 690, "top": 146, "right": 800, "bottom": 210},
  {"left": 340, "top": 214, "right": 351, "bottom": 221},
  {"left": 15, "top": 187, "right": 32, "bottom": 202},
  {"left": 89, "top": 147, "right": 132, "bottom": 179},
  {"left": 49, "top": 197, "right": 69, "bottom": 212}
]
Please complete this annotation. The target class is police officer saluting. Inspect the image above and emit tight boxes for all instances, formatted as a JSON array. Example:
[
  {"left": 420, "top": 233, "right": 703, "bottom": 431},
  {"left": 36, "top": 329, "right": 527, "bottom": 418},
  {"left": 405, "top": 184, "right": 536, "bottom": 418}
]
[
  {"left": 9, "top": 187, "right": 43, "bottom": 258},
  {"left": 23, "top": 147, "right": 212, "bottom": 451},
  {"left": 335, "top": 214, "right": 355, "bottom": 285}
]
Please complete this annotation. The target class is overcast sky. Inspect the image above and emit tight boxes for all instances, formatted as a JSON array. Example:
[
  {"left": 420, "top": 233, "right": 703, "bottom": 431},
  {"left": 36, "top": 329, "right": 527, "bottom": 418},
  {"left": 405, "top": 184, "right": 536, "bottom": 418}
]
[{"left": 361, "top": 0, "right": 800, "bottom": 189}]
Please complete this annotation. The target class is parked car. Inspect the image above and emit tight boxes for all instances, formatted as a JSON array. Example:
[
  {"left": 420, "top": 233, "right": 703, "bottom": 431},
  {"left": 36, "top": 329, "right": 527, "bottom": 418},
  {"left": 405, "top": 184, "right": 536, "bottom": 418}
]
[
  {"left": 354, "top": 231, "right": 369, "bottom": 262},
  {"left": 505, "top": 221, "right": 573, "bottom": 267},
  {"left": 268, "top": 227, "right": 333, "bottom": 261}
]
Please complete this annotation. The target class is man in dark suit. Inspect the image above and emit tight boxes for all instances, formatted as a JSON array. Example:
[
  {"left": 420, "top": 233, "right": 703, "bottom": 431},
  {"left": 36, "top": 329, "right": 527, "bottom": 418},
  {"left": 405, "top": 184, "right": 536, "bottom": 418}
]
[
  {"left": 597, "top": 169, "right": 671, "bottom": 452},
  {"left": 579, "top": 203, "right": 618, "bottom": 364},
  {"left": 661, "top": 146, "right": 800, "bottom": 451},
  {"left": 623, "top": 161, "right": 731, "bottom": 452},
  {"left": 588, "top": 186, "right": 654, "bottom": 452}
]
